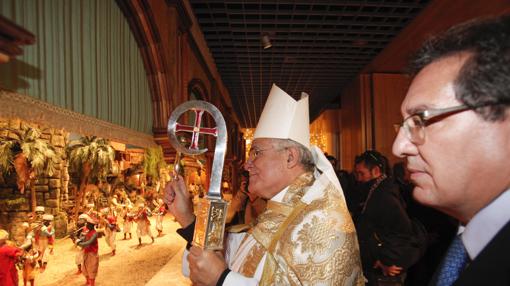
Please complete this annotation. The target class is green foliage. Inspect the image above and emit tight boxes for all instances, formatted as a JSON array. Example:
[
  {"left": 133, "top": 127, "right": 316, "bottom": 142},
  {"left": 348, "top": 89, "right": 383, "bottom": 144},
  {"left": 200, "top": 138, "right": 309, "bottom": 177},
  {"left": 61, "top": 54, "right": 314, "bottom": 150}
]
[
  {"left": 3, "top": 197, "right": 26, "bottom": 206},
  {"left": 0, "top": 124, "right": 59, "bottom": 176},
  {"left": 67, "top": 136, "right": 115, "bottom": 182},
  {"left": 142, "top": 146, "right": 167, "bottom": 180},
  {"left": 0, "top": 141, "right": 15, "bottom": 173}
]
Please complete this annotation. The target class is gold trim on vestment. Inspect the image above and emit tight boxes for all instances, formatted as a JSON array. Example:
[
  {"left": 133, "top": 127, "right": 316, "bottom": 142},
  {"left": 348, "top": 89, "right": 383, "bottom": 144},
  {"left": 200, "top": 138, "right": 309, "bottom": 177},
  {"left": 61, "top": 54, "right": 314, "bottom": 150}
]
[
  {"left": 239, "top": 242, "right": 265, "bottom": 277},
  {"left": 237, "top": 172, "right": 364, "bottom": 285}
]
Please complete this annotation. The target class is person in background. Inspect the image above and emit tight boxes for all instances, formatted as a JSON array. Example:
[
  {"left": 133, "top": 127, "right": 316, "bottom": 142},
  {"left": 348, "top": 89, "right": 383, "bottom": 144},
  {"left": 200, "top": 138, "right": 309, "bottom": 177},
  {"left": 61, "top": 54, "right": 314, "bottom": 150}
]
[
  {"left": 76, "top": 214, "right": 99, "bottom": 286},
  {"left": 100, "top": 207, "right": 118, "bottom": 256},
  {"left": 227, "top": 170, "right": 267, "bottom": 226},
  {"left": 85, "top": 203, "right": 98, "bottom": 220},
  {"left": 392, "top": 14, "right": 510, "bottom": 285},
  {"left": 30, "top": 206, "right": 45, "bottom": 224},
  {"left": 153, "top": 198, "right": 166, "bottom": 237},
  {"left": 392, "top": 162, "right": 413, "bottom": 206},
  {"left": 0, "top": 229, "right": 23, "bottom": 286},
  {"left": 37, "top": 214, "right": 55, "bottom": 272},
  {"left": 20, "top": 222, "right": 40, "bottom": 286},
  {"left": 353, "top": 150, "right": 421, "bottom": 286},
  {"left": 135, "top": 202, "right": 155, "bottom": 246},
  {"left": 71, "top": 214, "right": 88, "bottom": 275},
  {"left": 122, "top": 205, "right": 135, "bottom": 240},
  {"left": 22, "top": 241, "right": 39, "bottom": 286},
  {"left": 325, "top": 153, "right": 338, "bottom": 170}
]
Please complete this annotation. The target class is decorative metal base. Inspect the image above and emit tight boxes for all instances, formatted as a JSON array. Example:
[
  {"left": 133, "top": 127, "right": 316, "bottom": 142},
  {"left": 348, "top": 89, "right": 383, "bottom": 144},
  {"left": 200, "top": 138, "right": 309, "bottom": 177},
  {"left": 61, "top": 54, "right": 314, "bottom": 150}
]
[{"left": 193, "top": 198, "right": 228, "bottom": 250}]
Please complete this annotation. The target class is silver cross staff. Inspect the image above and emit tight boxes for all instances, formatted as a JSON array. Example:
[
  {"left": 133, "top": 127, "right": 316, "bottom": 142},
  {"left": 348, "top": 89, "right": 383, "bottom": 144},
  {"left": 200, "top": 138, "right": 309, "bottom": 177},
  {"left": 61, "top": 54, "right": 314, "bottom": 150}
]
[{"left": 167, "top": 100, "right": 228, "bottom": 250}]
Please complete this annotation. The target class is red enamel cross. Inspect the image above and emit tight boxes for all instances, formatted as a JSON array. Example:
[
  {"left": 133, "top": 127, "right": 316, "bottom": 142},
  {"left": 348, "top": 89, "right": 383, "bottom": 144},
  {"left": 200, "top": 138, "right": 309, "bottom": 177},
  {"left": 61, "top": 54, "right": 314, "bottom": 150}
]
[{"left": 174, "top": 109, "right": 218, "bottom": 150}]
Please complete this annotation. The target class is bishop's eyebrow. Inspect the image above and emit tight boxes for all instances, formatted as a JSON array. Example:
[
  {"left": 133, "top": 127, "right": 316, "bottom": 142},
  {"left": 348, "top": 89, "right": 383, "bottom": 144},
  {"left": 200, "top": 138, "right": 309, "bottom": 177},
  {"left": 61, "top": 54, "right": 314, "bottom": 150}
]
[{"left": 250, "top": 145, "right": 261, "bottom": 150}]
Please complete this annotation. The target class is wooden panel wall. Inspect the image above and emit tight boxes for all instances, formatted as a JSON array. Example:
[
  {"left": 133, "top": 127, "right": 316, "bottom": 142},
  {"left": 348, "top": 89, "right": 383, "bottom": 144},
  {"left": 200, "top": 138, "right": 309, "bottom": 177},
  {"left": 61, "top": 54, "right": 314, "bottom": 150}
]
[
  {"left": 372, "top": 74, "right": 411, "bottom": 167},
  {"left": 339, "top": 74, "right": 371, "bottom": 171},
  {"left": 339, "top": 73, "right": 409, "bottom": 170},
  {"left": 310, "top": 109, "right": 340, "bottom": 157}
]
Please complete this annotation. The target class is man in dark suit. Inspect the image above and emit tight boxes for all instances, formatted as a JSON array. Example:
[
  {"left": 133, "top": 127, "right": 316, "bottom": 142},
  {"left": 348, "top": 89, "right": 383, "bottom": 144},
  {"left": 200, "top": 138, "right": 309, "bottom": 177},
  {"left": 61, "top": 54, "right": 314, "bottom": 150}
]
[{"left": 392, "top": 14, "right": 510, "bottom": 286}]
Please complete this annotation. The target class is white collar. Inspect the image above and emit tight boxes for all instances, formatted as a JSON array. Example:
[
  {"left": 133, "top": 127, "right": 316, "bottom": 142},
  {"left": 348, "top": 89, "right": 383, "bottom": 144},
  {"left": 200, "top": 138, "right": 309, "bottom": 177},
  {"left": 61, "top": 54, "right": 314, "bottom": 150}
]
[
  {"left": 462, "top": 189, "right": 510, "bottom": 259},
  {"left": 270, "top": 186, "right": 289, "bottom": 203}
]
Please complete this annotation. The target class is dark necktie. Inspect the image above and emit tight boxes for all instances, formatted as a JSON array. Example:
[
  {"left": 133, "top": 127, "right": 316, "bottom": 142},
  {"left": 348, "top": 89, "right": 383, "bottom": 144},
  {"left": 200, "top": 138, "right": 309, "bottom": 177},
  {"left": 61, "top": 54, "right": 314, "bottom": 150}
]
[{"left": 435, "top": 235, "right": 470, "bottom": 286}]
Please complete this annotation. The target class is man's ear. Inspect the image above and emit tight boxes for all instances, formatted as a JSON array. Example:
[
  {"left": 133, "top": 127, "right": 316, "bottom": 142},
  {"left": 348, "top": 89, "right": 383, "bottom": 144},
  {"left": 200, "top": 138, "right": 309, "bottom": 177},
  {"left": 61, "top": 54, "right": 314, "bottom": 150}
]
[
  {"left": 286, "top": 147, "right": 300, "bottom": 168},
  {"left": 371, "top": 166, "right": 382, "bottom": 178}
]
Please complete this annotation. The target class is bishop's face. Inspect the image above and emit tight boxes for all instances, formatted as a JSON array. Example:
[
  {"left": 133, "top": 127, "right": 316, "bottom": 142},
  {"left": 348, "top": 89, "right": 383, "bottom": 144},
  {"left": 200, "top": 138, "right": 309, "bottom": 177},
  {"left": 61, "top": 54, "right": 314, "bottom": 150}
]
[{"left": 244, "top": 138, "right": 289, "bottom": 199}]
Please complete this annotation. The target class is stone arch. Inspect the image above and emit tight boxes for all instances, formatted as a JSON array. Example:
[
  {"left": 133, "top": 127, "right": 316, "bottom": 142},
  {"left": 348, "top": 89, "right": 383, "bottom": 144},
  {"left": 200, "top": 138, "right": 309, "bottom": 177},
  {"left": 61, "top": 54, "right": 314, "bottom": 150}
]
[{"left": 116, "top": 0, "right": 170, "bottom": 130}]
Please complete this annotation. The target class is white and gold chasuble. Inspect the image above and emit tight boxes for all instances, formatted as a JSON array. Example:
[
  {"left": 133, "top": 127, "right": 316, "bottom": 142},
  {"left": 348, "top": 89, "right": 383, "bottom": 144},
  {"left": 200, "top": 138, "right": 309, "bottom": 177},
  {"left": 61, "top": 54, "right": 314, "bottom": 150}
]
[
  {"left": 224, "top": 169, "right": 364, "bottom": 285},
  {"left": 182, "top": 146, "right": 364, "bottom": 285}
]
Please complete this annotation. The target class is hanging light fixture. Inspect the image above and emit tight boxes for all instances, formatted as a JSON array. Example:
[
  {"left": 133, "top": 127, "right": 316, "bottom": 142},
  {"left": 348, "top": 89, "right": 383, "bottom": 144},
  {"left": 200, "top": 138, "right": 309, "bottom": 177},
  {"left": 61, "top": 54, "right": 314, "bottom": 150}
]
[{"left": 261, "top": 33, "right": 272, "bottom": 49}]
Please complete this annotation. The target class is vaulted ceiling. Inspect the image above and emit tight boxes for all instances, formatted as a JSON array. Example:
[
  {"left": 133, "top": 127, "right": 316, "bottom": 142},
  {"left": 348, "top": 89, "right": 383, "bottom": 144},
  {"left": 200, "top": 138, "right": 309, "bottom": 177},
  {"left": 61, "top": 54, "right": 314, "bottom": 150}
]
[{"left": 189, "top": 0, "right": 430, "bottom": 127}]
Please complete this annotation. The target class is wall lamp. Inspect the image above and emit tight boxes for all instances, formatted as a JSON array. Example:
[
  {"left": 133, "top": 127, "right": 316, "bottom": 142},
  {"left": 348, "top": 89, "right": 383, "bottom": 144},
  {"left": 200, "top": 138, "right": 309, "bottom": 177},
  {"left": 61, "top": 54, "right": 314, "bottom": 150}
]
[{"left": 261, "top": 33, "right": 272, "bottom": 49}]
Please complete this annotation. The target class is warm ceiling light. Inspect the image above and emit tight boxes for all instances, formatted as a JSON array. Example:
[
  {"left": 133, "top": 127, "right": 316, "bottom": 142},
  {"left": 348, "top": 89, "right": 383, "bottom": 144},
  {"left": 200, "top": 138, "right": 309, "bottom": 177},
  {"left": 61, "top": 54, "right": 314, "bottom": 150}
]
[{"left": 261, "top": 34, "right": 272, "bottom": 49}]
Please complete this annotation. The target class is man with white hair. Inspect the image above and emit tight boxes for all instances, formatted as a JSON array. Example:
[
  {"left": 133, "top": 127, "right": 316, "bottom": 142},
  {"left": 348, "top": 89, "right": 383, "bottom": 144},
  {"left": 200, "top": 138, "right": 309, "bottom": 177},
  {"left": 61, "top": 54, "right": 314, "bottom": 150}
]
[
  {"left": 0, "top": 229, "right": 23, "bottom": 286},
  {"left": 165, "top": 84, "right": 364, "bottom": 285}
]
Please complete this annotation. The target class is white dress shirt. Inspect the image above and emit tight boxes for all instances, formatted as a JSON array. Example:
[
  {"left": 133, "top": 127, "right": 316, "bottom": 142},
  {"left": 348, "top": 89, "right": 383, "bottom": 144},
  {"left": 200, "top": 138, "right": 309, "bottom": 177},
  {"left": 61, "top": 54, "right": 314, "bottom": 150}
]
[{"left": 462, "top": 189, "right": 510, "bottom": 259}]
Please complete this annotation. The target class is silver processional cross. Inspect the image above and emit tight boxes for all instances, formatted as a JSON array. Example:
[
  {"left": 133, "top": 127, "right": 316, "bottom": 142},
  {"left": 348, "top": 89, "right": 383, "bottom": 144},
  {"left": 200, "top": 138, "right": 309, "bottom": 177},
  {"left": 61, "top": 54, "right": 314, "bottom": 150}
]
[{"left": 167, "top": 100, "right": 228, "bottom": 250}]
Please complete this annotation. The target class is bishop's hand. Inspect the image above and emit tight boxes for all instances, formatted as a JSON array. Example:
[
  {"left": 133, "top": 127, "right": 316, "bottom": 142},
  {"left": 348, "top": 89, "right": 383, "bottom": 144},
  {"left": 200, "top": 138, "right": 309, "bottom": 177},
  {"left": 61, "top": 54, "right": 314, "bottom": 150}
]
[
  {"left": 163, "top": 175, "right": 195, "bottom": 228},
  {"left": 188, "top": 246, "right": 227, "bottom": 286}
]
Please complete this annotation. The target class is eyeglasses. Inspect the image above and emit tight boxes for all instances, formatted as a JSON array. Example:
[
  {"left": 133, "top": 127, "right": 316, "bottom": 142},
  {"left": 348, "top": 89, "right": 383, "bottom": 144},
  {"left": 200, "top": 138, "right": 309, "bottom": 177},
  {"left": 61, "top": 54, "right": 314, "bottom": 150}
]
[
  {"left": 395, "top": 102, "right": 503, "bottom": 145},
  {"left": 248, "top": 146, "right": 275, "bottom": 161}
]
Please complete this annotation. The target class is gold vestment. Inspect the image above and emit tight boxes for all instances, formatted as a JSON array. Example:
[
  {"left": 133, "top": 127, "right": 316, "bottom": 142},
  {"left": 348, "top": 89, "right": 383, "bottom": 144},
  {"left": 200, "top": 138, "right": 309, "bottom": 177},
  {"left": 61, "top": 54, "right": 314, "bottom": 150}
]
[{"left": 231, "top": 172, "right": 364, "bottom": 286}]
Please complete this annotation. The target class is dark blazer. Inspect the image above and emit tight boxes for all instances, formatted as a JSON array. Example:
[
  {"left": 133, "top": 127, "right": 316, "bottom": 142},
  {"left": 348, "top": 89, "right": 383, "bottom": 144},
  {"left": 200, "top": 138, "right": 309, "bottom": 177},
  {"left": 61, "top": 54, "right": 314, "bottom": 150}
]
[
  {"left": 452, "top": 220, "right": 510, "bottom": 285},
  {"left": 355, "top": 178, "right": 420, "bottom": 270}
]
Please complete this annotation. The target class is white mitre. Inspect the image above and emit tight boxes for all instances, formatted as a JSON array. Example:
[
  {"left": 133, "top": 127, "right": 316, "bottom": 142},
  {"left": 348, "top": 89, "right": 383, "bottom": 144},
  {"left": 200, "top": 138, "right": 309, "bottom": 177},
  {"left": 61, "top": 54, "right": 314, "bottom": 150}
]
[
  {"left": 253, "top": 84, "right": 344, "bottom": 194},
  {"left": 253, "top": 84, "right": 310, "bottom": 148}
]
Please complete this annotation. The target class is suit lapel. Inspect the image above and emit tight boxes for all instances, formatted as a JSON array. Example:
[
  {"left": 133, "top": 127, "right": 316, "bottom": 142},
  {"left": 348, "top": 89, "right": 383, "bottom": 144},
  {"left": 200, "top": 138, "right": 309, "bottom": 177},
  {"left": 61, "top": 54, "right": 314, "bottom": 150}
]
[{"left": 454, "top": 220, "right": 510, "bottom": 285}]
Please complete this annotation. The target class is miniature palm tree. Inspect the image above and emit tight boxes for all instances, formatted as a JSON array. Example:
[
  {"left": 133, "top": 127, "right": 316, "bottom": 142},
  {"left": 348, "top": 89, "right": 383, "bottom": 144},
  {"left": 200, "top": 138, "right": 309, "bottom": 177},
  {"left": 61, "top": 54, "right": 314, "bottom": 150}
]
[
  {"left": 67, "top": 136, "right": 114, "bottom": 219},
  {"left": 142, "top": 146, "right": 167, "bottom": 182},
  {"left": 0, "top": 124, "right": 58, "bottom": 212}
]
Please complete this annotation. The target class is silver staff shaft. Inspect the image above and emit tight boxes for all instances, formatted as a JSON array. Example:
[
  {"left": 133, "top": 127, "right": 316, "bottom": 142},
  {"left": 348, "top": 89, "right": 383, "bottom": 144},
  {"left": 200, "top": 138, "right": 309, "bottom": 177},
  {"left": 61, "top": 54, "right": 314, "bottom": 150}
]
[{"left": 172, "top": 151, "right": 182, "bottom": 180}]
